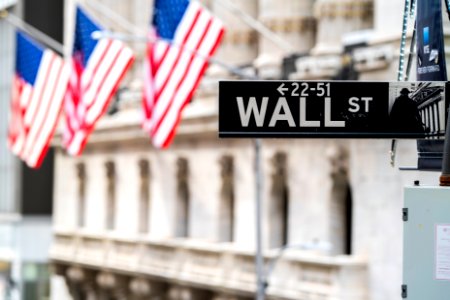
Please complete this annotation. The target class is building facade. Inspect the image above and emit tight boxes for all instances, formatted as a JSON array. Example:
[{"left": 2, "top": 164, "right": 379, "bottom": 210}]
[{"left": 50, "top": 0, "right": 449, "bottom": 300}]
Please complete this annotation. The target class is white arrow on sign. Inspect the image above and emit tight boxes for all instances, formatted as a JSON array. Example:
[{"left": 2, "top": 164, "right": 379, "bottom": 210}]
[{"left": 277, "top": 83, "right": 288, "bottom": 96}]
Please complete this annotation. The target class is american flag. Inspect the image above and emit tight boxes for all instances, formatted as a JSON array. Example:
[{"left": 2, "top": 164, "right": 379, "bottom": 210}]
[
  {"left": 64, "top": 6, "right": 135, "bottom": 155},
  {"left": 143, "top": 0, "right": 225, "bottom": 148},
  {"left": 8, "top": 31, "right": 69, "bottom": 168}
]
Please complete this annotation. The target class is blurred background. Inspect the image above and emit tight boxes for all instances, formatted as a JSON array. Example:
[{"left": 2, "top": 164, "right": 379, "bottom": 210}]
[{"left": 0, "top": 0, "right": 448, "bottom": 299}]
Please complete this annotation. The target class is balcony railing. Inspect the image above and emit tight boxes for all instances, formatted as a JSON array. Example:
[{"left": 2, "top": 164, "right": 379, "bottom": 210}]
[{"left": 50, "top": 230, "right": 368, "bottom": 300}]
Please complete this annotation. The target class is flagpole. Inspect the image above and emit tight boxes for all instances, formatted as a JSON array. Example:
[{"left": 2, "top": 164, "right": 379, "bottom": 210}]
[
  {"left": 86, "top": 0, "right": 293, "bottom": 54},
  {"left": 83, "top": 0, "right": 146, "bottom": 36},
  {"left": 215, "top": 0, "right": 294, "bottom": 53},
  {"left": 0, "top": 10, "right": 65, "bottom": 54},
  {"left": 92, "top": 31, "right": 258, "bottom": 80}
]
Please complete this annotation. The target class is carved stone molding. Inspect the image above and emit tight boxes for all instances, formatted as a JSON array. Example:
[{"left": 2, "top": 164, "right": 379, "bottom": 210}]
[
  {"left": 261, "top": 17, "right": 316, "bottom": 33},
  {"left": 315, "top": 0, "right": 373, "bottom": 19},
  {"left": 129, "top": 278, "right": 151, "bottom": 296},
  {"left": 167, "top": 286, "right": 212, "bottom": 300},
  {"left": 290, "top": 55, "right": 342, "bottom": 80},
  {"left": 222, "top": 30, "right": 258, "bottom": 45},
  {"left": 129, "top": 278, "right": 167, "bottom": 297},
  {"left": 96, "top": 272, "right": 117, "bottom": 289},
  {"left": 66, "top": 266, "right": 85, "bottom": 283}
]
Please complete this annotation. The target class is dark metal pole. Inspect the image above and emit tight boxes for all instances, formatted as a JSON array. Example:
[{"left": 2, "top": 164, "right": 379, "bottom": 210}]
[
  {"left": 440, "top": 0, "right": 450, "bottom": 185},
  {"left": 0, "top": 11, "right": 65, "bottom": 54},
  {"left": 404, "top": 21, "right": 417, "bottom": 81},
  {"left": 440, "top": 105, "right": 450, "bottom": 185}
]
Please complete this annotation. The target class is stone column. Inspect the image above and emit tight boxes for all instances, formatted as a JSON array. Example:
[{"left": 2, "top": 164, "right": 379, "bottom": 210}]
[
  {"left": 259, "top": 0, "right": 316, "bottom": 52},
  {"left": 211, "top": 0, "right": 258, "bottom": 66},
  {"left": 257, "top": 0, "right": 316, "bottom": 78},
  {"left": 373, "top": 0, "right": 404, "bottom": 37},
  {"left": 313, "top": 0, "right": 373, "bottom": 54}
]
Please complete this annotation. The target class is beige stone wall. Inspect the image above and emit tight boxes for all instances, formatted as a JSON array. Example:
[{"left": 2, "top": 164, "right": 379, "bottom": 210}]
[{"left": 53, "top": 1, "right": 445, "bottom": 300}]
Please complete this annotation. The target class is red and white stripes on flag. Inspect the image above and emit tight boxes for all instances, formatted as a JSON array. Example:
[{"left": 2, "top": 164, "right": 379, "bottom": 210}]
[
  {"left": 8, "top": 49, "right": 69, "bottom": 168},
  {"left": 63, "top": 40, "right": 134, "bottom": 155},
  {"left": 143, "top": 0, "right": 225, "bottom": 148},
  {"left": 63, "top": 7, "right": 135, "bottom": 156}
]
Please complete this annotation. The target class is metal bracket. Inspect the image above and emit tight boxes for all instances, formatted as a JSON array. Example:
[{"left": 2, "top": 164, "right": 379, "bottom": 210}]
[
  {"left": 390, "top": 139, "right": 397, "bottom": 167},
  {"left": 402, "top": 208, "right": 409, "bottom": 222},
  {"left": 401, "top": 284, "right": 408, "bottom": 298}
]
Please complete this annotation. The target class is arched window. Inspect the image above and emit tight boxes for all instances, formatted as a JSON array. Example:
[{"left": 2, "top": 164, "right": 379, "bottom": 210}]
[
  {"left": 175, "top": 158, "right": 190, "bottom": 238},
  {"left": 219, "top": 155, "right": 235, "bottom": 242},
  {"left": 269, "top": 152, "right": 289, "bottom": 248}
]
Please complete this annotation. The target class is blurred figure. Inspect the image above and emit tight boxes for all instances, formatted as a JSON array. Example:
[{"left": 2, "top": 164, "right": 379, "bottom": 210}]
[
  {"left": 390, "top": 88, "right": 425, "bottom": 133},
  {"left": 333, "top": 53, "right": 359, "bottom": 80}
]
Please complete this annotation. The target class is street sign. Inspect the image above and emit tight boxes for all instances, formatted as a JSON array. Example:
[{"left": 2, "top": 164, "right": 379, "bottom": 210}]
[{"left": 218, "top": 81, "right": 449, "bottom": 138}]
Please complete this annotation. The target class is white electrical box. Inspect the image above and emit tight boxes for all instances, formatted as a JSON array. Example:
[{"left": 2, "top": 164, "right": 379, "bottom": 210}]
[{"left": 403, "top": 186, "right": 450, "bottom": 299}]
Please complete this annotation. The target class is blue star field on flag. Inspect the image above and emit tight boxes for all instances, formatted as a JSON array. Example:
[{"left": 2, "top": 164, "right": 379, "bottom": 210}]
[
  {"left": 73, "top": 7, "right": 102, "bottom": 67},
  {"left": 16, "top": 32, "right": 43, "bottom": 85},
  {"left": 152, "top": 0, "right": 190, "bottom": 39}
]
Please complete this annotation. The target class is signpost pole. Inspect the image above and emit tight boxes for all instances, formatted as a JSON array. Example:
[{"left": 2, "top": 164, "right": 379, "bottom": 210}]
[{"left": 254, "top": 138, "right": 265, "bottom": 300}]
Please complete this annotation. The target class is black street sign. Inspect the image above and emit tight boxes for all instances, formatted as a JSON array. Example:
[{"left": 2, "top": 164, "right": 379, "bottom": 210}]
[{"left": 218, "top": 81, "right": 449, "bottom": 139}]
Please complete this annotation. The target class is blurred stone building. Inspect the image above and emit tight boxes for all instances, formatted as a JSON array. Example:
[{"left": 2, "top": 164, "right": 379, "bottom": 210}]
[
  {"left": 0, "top": 1, "right": 62, "bottom": 299},
  {"left": 49, "top": 0, "right": 448, "bottom": 300}
]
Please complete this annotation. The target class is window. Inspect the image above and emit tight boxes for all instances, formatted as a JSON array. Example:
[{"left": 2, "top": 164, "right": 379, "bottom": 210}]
[
  {"left": 138, "top": 159, "right": 150, "bottom": 233},
  {"left": 76, "top": 162, "right": 86, "bottom": 228},
  {"left": 175, "top": 158, "right": 189, "bottom": 237},
  {"left": 329, "top": 148, "right": 352, "bottom": 255},
  {"left": 219, "top": 155, "right": 235, "bottom": 242},
  {"left": 105, "top": 161, "right": 116, "bottom": 231},
  {"left": 269, "top": 152, "right": 289, "bottom": 248}
]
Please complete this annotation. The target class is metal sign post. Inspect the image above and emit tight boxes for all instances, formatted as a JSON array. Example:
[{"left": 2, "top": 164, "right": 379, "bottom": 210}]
[{"left": 254, "top": 138, "right": 265, "bottom": 300}]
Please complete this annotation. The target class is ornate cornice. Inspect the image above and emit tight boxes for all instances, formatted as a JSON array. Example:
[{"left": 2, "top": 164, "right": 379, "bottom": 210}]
[
  {"left": 315, "top": 0, "right": 373, "bottom": 19},
  {"left": 260, "top": 16, "right": 316, "bottom": 33},
  {"left": 222, "top": 29, "right": 258, "bottom": 45}
]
